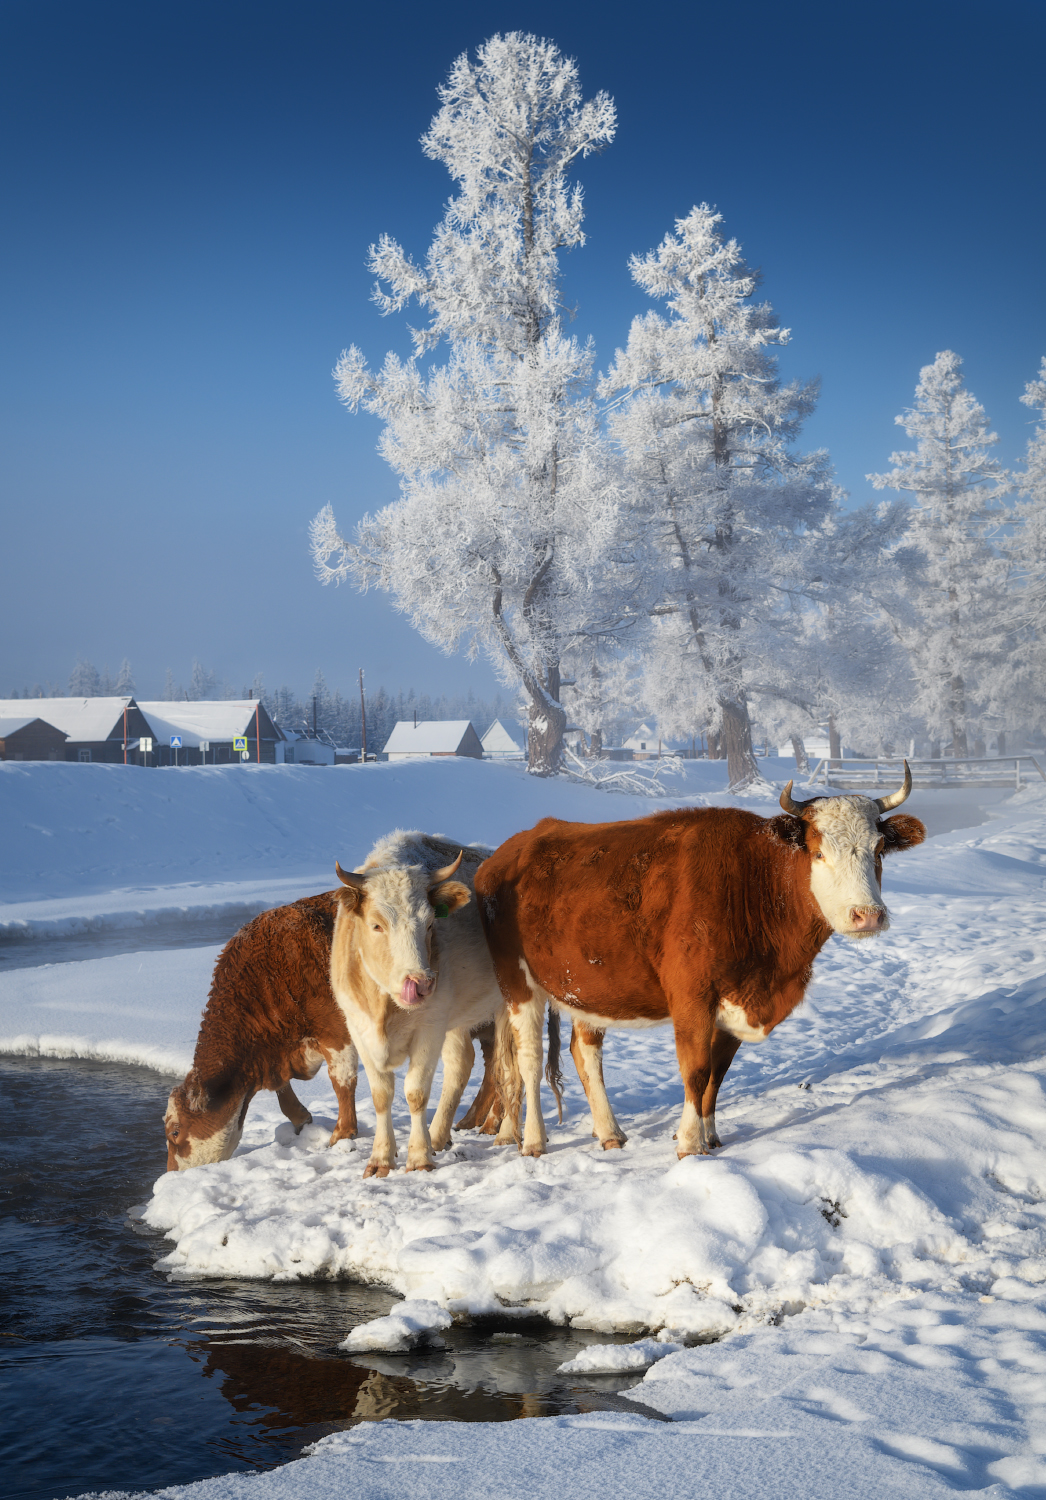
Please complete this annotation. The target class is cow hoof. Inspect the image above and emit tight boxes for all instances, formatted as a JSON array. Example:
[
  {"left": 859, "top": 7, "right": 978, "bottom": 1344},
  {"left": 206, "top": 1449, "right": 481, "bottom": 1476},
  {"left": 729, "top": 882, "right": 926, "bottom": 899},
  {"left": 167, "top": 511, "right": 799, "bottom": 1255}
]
[
  {"left": 676, "top": 1147, "right": 711, "bottom": 1160},
  {"left": 522, "top": 1146, "right": 545, "bottom": 1159},
  {"left": 363, "top": 1162, "right": 391, "bottom": 1179},
  {"left": 293, "top": 1112, "right": 313, "bottom": 1135},
  {"left": 601, "top": 1137, "right": 626, "bottom": 1150},
  {"left": 406, "top": 1161, "right": 436, "bottom": 1173},
  {"left": 327, "top": 1127, "right": 358, "bottom": 1147}
]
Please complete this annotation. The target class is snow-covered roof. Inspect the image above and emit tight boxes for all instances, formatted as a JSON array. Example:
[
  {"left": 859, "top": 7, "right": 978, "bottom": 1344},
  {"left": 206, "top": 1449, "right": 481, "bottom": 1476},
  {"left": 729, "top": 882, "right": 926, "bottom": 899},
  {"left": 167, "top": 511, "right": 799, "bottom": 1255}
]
[
  {"left": 623, "top": 723, "right": 656, "bottom": 749},
  {"left": 137, "top": 701, "right": 277, "bottom": 748},
  {"left": 481, "top": 719, "right": 523, "bottom": 755},
  {"left": 383, "top": 720, "right": 480, "bottom": 756},
  {"left": 0, "top": 697, "right": 131, "bottom": 742},
  {"left": 0, "top": 716, "right": 43, "bottom": 738}
]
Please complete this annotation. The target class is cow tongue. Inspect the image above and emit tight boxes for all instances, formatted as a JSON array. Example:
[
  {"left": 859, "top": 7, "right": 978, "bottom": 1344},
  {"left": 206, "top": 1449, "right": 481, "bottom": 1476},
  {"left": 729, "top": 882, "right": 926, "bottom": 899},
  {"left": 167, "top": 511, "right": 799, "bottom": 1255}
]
[{"left": 401, "top": 978, "right": 422, "bottom": 1006}]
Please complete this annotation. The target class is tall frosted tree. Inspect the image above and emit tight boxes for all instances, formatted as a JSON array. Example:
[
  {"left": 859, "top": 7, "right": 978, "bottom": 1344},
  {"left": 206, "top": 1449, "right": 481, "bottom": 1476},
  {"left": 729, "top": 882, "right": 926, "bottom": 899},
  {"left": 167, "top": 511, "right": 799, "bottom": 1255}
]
[
  {"left": 311, "top": 33, "right": 623, "bottom": 774},
  {"left": 997, "top": 356, "right": 1046, "bottom": 737},
  {"left": 69, "top": 656, "right": 101, "bottom": 697},
  {"left": 115, "top": 658, "right": 135, "bottom": 695},
  {"left": 601, "top": 205, "right": 840, "bottom": 787},
  {"left": 870, "top": 351, "right": 1011, "bottom": 755}
]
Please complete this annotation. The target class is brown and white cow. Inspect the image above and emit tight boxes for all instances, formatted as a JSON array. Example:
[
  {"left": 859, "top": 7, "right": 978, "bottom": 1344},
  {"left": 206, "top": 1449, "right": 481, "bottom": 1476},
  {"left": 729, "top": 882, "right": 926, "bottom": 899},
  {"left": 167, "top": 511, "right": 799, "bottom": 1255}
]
[
  {"left": 164, "top": 891, "right": 361, "bottom": 1170},
  {"left": 475, "top": 769, "right": 925, "bottom": 1159},
  {"left": 330, "top": 830, "right": 516, "bottom": 1178}
]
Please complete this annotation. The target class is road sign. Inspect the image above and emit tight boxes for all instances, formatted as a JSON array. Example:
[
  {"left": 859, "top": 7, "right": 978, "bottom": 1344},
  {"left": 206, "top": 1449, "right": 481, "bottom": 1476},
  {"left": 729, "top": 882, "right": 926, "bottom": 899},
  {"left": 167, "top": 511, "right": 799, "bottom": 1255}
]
[
  {"left": 240, "top": 750, "right": 250, "bottom": 762},
  {"left": 233, "top": 736, "right": 247, "bottom": 752},
  {"left": 140, "top": 737, "right": 153, "bottom": 753},
  {"left": 170, "top": 735, "right": 182, "bottom": 749},
  {"left": 199, "top": 740, "right": 210, "bottom": 752}
]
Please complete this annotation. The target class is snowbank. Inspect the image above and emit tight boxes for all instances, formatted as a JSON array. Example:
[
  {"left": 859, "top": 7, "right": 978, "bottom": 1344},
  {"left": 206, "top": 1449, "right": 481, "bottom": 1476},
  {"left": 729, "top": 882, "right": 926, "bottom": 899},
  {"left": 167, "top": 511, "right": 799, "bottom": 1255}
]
[{"left": 3, "top": 758, "right": 1045, "bottom": 1495}]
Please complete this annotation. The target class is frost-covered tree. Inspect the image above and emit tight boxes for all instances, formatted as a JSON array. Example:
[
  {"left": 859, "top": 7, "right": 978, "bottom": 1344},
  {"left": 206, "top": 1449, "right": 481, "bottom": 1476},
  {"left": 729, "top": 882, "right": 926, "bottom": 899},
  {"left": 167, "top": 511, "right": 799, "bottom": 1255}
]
[
  {"left": 311, "top": 33, "right": 624, "bottom": 774},
  {"left": 69, "top": 656, "right": 101, "bottom": 697},
  {"left": 115, "top": 658, "right": 135, "bottom": 695},
  {"left": 870, "top": 351, "right": 1011, "bottom": 756},
  {"left": 161, "top": 668, "right": 179, "bottom": 702},
  {"left": 996, "top": 356, "right": 1046, "bottom": 739},
  {"left": 601, "top": 205, "right": 841, "bottom": 787},
  {"left": 188, "top": 659, "right": 217, "bottom": 701}
]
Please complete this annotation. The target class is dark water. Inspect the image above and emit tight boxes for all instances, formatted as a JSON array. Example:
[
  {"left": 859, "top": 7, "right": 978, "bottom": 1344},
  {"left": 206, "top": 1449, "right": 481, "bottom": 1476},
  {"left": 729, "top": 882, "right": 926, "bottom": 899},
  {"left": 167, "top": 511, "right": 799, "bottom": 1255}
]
[{"left": 0, "top": 1057, "right": 663, "bottom": 1500}]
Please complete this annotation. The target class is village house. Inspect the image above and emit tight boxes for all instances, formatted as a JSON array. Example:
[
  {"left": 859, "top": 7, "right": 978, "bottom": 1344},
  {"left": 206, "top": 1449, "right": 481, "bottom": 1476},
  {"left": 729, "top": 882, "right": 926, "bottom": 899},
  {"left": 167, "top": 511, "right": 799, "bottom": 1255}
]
[
  {"left": 0, "top": 716, "right": 69, "bottom": 761},
  {"left": 480, "top": 719, "right": 524, "bottom": 759},
  {"left": 382, "top": 720, "right": 484, "bottom": 761},
  {"left": 136, "top": 700, "right": 284, "bottom": 765},
  {"left": 0, "top": 698, "right": 154, "bottom": 763}
]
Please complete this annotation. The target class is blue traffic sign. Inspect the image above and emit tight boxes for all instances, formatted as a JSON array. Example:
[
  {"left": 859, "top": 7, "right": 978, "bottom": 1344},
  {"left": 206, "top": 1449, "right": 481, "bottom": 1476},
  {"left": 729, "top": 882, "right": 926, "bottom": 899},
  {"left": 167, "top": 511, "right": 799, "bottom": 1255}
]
[{"left": 170, "top": 735, "right": 182, "bottom": 748}]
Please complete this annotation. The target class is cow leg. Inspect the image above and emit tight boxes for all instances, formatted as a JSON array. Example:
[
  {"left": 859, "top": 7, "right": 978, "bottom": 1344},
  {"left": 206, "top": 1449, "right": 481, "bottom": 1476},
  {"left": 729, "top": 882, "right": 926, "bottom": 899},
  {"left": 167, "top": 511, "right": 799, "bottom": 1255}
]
[
  {"left": 429, "top": 1027, "right": 475, "bottom": 1152},
  {"left": 276, "top": 1082, "right": 312, "bottom": 1134},
  {"left": 701, "top": 1028, "right": 741, "bottom": 1150},
  {"left": 456, "top": 1023, "right": 497, "bottom": 1130},
  {"left": 355, "top": 1046, "right": 397, "bottom": 1178},
  {"left": 323, "top": 1042, "right": 360, "bottom": 1147},
  {"left": 508, "top": 999, "right": 548, "bottom": 1157},
  {"left": 569, "top": 1023, "right": 627, "bottom": 1149},
  {"left": 672, "top": 1019, "right": 716, "bottom": 1158},
  {"left": 403, "top": 1031, "right": 444, "bottom": 1172}
]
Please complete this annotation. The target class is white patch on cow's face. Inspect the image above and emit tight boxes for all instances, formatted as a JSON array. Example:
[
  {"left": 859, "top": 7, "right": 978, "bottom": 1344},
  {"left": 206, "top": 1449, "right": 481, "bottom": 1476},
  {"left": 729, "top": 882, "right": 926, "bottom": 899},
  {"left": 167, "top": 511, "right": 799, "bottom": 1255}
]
[
  {"left": 355, "top": 867, "right": 438, "bottom": 1008},
  {"left": 807, "top": 796, "right": 888, "bottom": 939},
  {"left": 715, "top": 1000, "right": 768, "bottom": 1043},
  {"left": 165, "top": 1092, "right": 246, "bottom": 1170}
]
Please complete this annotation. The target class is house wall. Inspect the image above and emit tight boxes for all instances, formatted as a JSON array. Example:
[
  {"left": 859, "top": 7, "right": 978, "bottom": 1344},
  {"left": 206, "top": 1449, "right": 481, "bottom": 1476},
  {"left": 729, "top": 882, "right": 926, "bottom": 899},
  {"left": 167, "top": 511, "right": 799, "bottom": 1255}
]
[{"left": 0, "top": 723, "right": 67, "bottom": 761}]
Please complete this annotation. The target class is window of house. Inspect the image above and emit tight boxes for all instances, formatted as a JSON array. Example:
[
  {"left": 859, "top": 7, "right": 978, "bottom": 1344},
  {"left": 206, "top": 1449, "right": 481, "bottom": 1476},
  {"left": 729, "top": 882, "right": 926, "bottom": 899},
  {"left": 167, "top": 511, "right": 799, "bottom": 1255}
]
[{"left": 78, "top": 749, "right": 91, "bottom": 762}]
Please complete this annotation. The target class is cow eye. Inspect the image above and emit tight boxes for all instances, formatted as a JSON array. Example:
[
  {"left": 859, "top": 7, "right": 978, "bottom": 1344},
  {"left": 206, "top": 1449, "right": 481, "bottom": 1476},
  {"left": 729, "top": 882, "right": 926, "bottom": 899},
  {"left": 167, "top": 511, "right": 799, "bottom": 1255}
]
[
  {"left": 813, "top": 851, "right": 825, "bottom": 861},
  {"left": 371, "top": 923, "right": 383, "bottom": 933},
  {"left": 169, "top": 1128, "right": 179, "bottom": 1139}
]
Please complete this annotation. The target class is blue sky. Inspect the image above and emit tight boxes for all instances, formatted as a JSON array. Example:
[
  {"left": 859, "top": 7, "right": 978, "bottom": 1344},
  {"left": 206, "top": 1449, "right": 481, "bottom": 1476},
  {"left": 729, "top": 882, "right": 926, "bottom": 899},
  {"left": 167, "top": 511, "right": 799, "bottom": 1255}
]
[{"left": 2, "top": 0, "right": 1044, "bottom": 704}]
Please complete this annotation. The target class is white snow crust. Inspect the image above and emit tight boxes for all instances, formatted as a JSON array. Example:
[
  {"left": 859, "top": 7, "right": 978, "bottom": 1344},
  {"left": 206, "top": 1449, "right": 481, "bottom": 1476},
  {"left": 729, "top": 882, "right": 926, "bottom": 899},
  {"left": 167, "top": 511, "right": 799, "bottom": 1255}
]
[
  {"left": 340, "top": 1298, "right": 453, "bottom": 1352},
  {"left": 5, "top": 760, "right": 1045, "bottom": 1496}
]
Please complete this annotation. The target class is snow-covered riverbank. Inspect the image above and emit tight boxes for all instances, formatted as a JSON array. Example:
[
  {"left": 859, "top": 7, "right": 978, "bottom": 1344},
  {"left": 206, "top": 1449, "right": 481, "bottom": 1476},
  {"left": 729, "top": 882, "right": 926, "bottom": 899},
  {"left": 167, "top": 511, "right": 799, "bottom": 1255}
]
[{"left": 2, "top": 760, "right": 1044, "bottom": 1496}]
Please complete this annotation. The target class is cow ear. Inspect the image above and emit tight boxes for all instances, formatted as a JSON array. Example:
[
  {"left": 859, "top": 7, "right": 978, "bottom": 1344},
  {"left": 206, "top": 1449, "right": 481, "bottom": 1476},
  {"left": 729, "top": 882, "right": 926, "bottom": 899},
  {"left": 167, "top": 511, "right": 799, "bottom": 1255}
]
[
  {"left": 765, "top": 814, "right": 806, "bottom": 849},
  {"left": 429, "top": 879, "right": 471, "bottom": 915},
  {"left": 879, "top": 814, "right": 926, "bottom": 851}
]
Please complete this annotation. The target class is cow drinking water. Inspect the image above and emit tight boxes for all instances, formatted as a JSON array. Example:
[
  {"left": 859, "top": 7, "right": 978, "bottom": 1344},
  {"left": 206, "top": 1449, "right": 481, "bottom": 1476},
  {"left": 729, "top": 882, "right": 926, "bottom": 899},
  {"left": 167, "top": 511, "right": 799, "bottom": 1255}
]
[
  {"left": 475, "top": 768, "right": 925, "bottom": 1159},
  {"left": 164, "top": 892, "right": 360, "bottom": 1170}
]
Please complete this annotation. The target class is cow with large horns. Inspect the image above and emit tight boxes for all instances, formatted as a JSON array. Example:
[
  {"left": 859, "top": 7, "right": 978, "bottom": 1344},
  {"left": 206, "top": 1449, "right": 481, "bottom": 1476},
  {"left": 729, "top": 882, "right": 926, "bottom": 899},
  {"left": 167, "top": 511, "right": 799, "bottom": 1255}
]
[{"left": 475, "top": 767, "right": 925, "bottom": 1159}]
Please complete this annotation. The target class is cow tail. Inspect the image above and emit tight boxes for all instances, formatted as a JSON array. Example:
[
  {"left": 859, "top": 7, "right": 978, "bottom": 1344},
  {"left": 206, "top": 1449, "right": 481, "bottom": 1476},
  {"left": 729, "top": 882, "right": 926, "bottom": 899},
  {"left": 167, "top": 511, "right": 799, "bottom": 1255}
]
[
  {"left": 493, "top": 1005, "right": 523, "bottom": 1147},
  {"left": 544, "top": 1006, "right": 564, "bottom": 1124}
]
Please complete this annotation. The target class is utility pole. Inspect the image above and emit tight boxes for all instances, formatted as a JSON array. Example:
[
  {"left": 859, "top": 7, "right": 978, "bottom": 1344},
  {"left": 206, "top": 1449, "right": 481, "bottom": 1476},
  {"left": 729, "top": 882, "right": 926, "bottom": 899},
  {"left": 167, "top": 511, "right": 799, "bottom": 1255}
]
[{"left": 359, "top": 668, "right": 367, "bottom": 762}]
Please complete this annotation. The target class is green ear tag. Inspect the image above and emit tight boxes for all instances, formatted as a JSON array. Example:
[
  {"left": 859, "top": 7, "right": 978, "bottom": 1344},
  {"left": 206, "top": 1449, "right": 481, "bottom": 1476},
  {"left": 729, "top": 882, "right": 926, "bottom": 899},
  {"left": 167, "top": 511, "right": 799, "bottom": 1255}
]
[{"left": 434, "top": 902, "right": 450, "bottom": 920}]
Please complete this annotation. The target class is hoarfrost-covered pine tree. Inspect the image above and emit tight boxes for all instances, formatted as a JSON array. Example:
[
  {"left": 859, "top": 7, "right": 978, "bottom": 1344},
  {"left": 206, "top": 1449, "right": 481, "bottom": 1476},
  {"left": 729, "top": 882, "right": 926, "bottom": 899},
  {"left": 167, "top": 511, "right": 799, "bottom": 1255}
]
[
  {"left": 1000, "top": 356, "right": 1046, "bottom": 737},
  {"left": 114, "top": 658, "right": 135, "bottom": 695},
  {"left": 311, "top": 33, "right": 627, "bottom": 774},
  {"left": 870, "top": 351, "right": 1011, "bottom": 756},
  {"left": 601, "top": 205, "right": 840, "bottom": 787},
  {"left": 69, "top": 656, "right": 102, "bottom": 697}
]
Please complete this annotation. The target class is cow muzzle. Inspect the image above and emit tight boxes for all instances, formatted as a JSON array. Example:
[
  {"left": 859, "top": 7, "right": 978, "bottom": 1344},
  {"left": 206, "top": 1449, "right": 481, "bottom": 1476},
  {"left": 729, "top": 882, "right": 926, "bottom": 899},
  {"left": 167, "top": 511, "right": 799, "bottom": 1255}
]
[
  {"left": 399, "top": 974, "right": 436, "bottom": 1007},
  {"left": 847, "top": 905, "right": 887, "bottom": 934}
]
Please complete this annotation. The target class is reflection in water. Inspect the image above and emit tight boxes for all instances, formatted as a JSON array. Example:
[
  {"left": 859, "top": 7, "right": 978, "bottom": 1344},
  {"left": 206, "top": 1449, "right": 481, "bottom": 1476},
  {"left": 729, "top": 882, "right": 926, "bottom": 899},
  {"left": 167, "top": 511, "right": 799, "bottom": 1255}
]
[{"left": 1, "top": 1056, "right": 668, "bottom": 1500}]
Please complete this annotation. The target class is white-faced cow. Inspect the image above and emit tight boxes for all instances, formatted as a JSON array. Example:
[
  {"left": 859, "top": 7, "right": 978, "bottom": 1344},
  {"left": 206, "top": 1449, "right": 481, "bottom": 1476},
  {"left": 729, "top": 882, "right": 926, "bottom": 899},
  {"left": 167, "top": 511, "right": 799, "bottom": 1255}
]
[
  {"left": 164, "top": 892, "right": 361, "bottom": 1170},
  {"left": 475, "top": 769, "right": 925, "bottom": 1159},
  {"left": 330, "top": 830, "right": 516, "bottom": 1178}
]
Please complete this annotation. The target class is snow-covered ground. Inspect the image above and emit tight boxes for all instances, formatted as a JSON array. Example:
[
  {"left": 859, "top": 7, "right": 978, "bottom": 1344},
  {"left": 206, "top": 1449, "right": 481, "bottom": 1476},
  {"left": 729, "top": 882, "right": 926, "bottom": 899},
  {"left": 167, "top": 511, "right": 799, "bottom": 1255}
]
[{"left": 2, "top": 759, "right": 1045, "bottom": 1498}]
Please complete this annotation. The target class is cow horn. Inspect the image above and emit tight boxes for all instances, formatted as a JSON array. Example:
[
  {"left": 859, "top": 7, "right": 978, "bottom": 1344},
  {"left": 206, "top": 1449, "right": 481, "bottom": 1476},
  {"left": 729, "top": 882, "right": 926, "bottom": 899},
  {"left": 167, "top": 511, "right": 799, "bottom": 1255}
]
[
  {"left": 780, "top": 781, "right": 818, "bottom": 815},
  {"left": 875, "top": 761, "right": 912, "bottom": 813},
  {"left": 430, "top": 851, "right": 463, "bottom": 883},
  {"left": 335, "top": 861, "right": 368, "bottom": 889}
]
